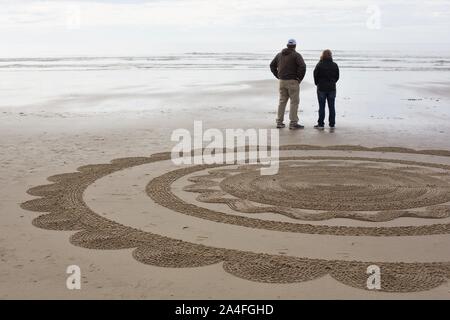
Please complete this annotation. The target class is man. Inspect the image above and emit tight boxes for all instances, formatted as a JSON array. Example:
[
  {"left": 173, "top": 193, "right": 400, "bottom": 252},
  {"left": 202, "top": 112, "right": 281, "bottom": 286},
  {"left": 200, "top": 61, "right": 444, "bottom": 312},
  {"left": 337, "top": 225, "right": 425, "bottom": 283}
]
[
  {"left": 270, "top": 39, "right": 306, "bottom": 130},
  {"left": 313, "top": 49, "right": 340, "bottom": 129}
]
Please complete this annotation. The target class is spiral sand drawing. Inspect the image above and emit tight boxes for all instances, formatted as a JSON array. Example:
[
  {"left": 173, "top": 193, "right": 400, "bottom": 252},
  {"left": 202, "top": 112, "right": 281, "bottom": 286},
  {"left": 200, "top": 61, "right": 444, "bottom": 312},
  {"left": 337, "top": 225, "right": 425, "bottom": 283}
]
[{"left": 21, "top": 145, "right": 450, "bottom": 292}]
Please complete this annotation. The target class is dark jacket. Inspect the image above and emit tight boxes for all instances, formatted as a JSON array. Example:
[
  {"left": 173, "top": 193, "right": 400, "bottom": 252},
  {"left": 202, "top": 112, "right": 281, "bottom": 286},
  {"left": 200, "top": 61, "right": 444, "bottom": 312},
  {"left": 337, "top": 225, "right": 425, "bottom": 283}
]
[
  {"left": 313, "top": 58, "right": 339, "bottom": 92},
  {"left": 270, "top": 48, "right": 306, "bottom": 82}
]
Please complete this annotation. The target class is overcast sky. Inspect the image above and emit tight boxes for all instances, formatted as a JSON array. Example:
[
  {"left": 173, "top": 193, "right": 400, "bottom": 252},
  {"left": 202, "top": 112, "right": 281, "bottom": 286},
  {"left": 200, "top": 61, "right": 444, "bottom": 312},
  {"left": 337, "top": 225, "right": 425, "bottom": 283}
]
[{"left": 1, "top": 0, "right": 450, "bottom": 56}]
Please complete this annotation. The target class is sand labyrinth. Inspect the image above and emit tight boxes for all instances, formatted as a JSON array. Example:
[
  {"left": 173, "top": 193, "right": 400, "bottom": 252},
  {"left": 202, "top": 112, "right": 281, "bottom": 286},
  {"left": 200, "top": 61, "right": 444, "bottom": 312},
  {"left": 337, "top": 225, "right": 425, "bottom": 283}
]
[{"left": 21, "top": 145, "right": 450, "bottom": 292}]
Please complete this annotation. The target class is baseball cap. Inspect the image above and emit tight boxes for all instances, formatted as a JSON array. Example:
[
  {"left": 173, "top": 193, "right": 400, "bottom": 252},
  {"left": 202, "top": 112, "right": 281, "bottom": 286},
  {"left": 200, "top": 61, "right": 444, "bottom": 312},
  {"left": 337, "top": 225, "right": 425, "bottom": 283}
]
[{"left": 287, "top": 39, "right": 297, "bottom": 46}]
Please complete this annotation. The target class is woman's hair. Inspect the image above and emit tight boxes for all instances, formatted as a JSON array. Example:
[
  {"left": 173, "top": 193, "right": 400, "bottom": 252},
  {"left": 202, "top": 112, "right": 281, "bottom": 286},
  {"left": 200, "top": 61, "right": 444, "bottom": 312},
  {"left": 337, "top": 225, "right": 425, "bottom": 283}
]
[{"left": 320, "top": 49, "right": 332, "bottom": 60}]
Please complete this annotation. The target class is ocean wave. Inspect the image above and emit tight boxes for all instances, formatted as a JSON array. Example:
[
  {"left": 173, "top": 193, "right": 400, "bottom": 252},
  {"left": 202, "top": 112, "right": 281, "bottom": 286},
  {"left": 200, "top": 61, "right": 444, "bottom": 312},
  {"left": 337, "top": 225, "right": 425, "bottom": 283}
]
[{"left": 0, "top": 52, "right": 449, "bottom": 72}]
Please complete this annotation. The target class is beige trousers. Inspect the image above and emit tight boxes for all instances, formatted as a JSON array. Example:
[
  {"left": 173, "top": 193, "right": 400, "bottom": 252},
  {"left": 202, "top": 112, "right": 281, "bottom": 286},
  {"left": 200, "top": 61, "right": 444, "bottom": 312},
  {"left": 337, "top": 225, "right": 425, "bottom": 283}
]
[{"left": 277, "top": 79, "right": 300, "bottom": 124}]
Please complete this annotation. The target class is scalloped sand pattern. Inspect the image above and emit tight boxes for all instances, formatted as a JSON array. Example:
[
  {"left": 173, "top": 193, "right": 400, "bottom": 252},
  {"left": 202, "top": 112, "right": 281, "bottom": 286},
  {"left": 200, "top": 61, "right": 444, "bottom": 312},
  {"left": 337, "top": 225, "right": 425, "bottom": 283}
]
[{"left": 21, "top": 145, "right": 450, "bottom": 292}]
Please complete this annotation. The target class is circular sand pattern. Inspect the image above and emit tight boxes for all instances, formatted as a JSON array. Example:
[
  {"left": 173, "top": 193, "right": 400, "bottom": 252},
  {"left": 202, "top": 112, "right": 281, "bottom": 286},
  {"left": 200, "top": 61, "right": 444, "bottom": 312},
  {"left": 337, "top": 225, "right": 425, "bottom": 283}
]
[
  {"left": 221, "top": 165, "right": 450, "bottom": 211},
  {"left": 21, "top": 145, "right": 450, "bottom": 292},
  {"left": 150, "top": 156, "right": 450, "bottom": 233},
  {"left": 182, "top": 160, "right": 450, "bottom": 222}
]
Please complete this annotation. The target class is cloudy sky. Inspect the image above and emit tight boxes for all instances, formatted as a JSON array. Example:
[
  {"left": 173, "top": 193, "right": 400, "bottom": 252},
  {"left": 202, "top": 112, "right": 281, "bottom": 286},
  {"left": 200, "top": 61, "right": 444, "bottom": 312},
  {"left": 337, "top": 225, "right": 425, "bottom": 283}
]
[{"left": 1, "top": 0, "right": 450, "bottom": 56}]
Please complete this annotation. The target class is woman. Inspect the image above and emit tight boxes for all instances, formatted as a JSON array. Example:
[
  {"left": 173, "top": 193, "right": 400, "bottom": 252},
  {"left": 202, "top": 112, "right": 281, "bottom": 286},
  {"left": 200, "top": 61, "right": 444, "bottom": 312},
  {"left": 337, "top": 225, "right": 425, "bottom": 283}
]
[{"left": 313, "top": 49, "right": 340, "bottom": 129}]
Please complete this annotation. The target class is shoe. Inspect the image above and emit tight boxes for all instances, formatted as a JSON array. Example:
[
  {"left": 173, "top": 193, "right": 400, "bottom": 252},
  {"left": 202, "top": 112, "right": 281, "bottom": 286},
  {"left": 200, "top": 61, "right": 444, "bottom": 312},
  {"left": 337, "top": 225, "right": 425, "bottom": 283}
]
[
  {"left": 314, "top": 125, "right": 325, "bottom": 130},
  {"left": 276, "top": 123, "right": 286, "bottom": 129},
  {"left": 289, "top": 123, "right": 304, "bottom": 130},
  {"left": 330, "top": 125, "right": 335, "bottom": 128}
]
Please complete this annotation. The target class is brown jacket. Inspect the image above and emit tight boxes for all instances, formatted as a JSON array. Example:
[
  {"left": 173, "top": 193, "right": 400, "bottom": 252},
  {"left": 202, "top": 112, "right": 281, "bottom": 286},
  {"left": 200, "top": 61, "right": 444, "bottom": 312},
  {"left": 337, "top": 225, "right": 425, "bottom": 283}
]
[{"left": 270, "top": 48, "right": 306, "bottom": 82}]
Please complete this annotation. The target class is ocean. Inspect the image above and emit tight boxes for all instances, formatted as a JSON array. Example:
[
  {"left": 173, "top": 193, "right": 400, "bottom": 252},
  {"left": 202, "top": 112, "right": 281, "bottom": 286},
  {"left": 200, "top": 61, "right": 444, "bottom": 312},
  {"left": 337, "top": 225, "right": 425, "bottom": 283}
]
[
  {"left": 1, "top": 51, "right": 449, "bottom": 71},
  {"left": 0, "top": 51, "right": 449, "bottom": 129}
]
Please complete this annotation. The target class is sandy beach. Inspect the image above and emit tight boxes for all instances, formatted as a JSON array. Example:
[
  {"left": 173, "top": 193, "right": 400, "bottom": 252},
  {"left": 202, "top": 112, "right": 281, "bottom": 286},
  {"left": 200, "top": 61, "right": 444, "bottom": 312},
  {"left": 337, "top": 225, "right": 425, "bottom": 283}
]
[{"left": 1, "top": 51, "right": 450, "bottom": 299}]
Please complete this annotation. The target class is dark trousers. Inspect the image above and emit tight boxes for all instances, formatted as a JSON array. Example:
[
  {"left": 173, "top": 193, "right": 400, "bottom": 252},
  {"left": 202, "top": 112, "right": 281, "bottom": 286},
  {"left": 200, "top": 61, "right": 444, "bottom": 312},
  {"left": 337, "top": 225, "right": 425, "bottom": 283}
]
[{"left": 317, "top": 90, "right": 336, "bottom": 127}]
